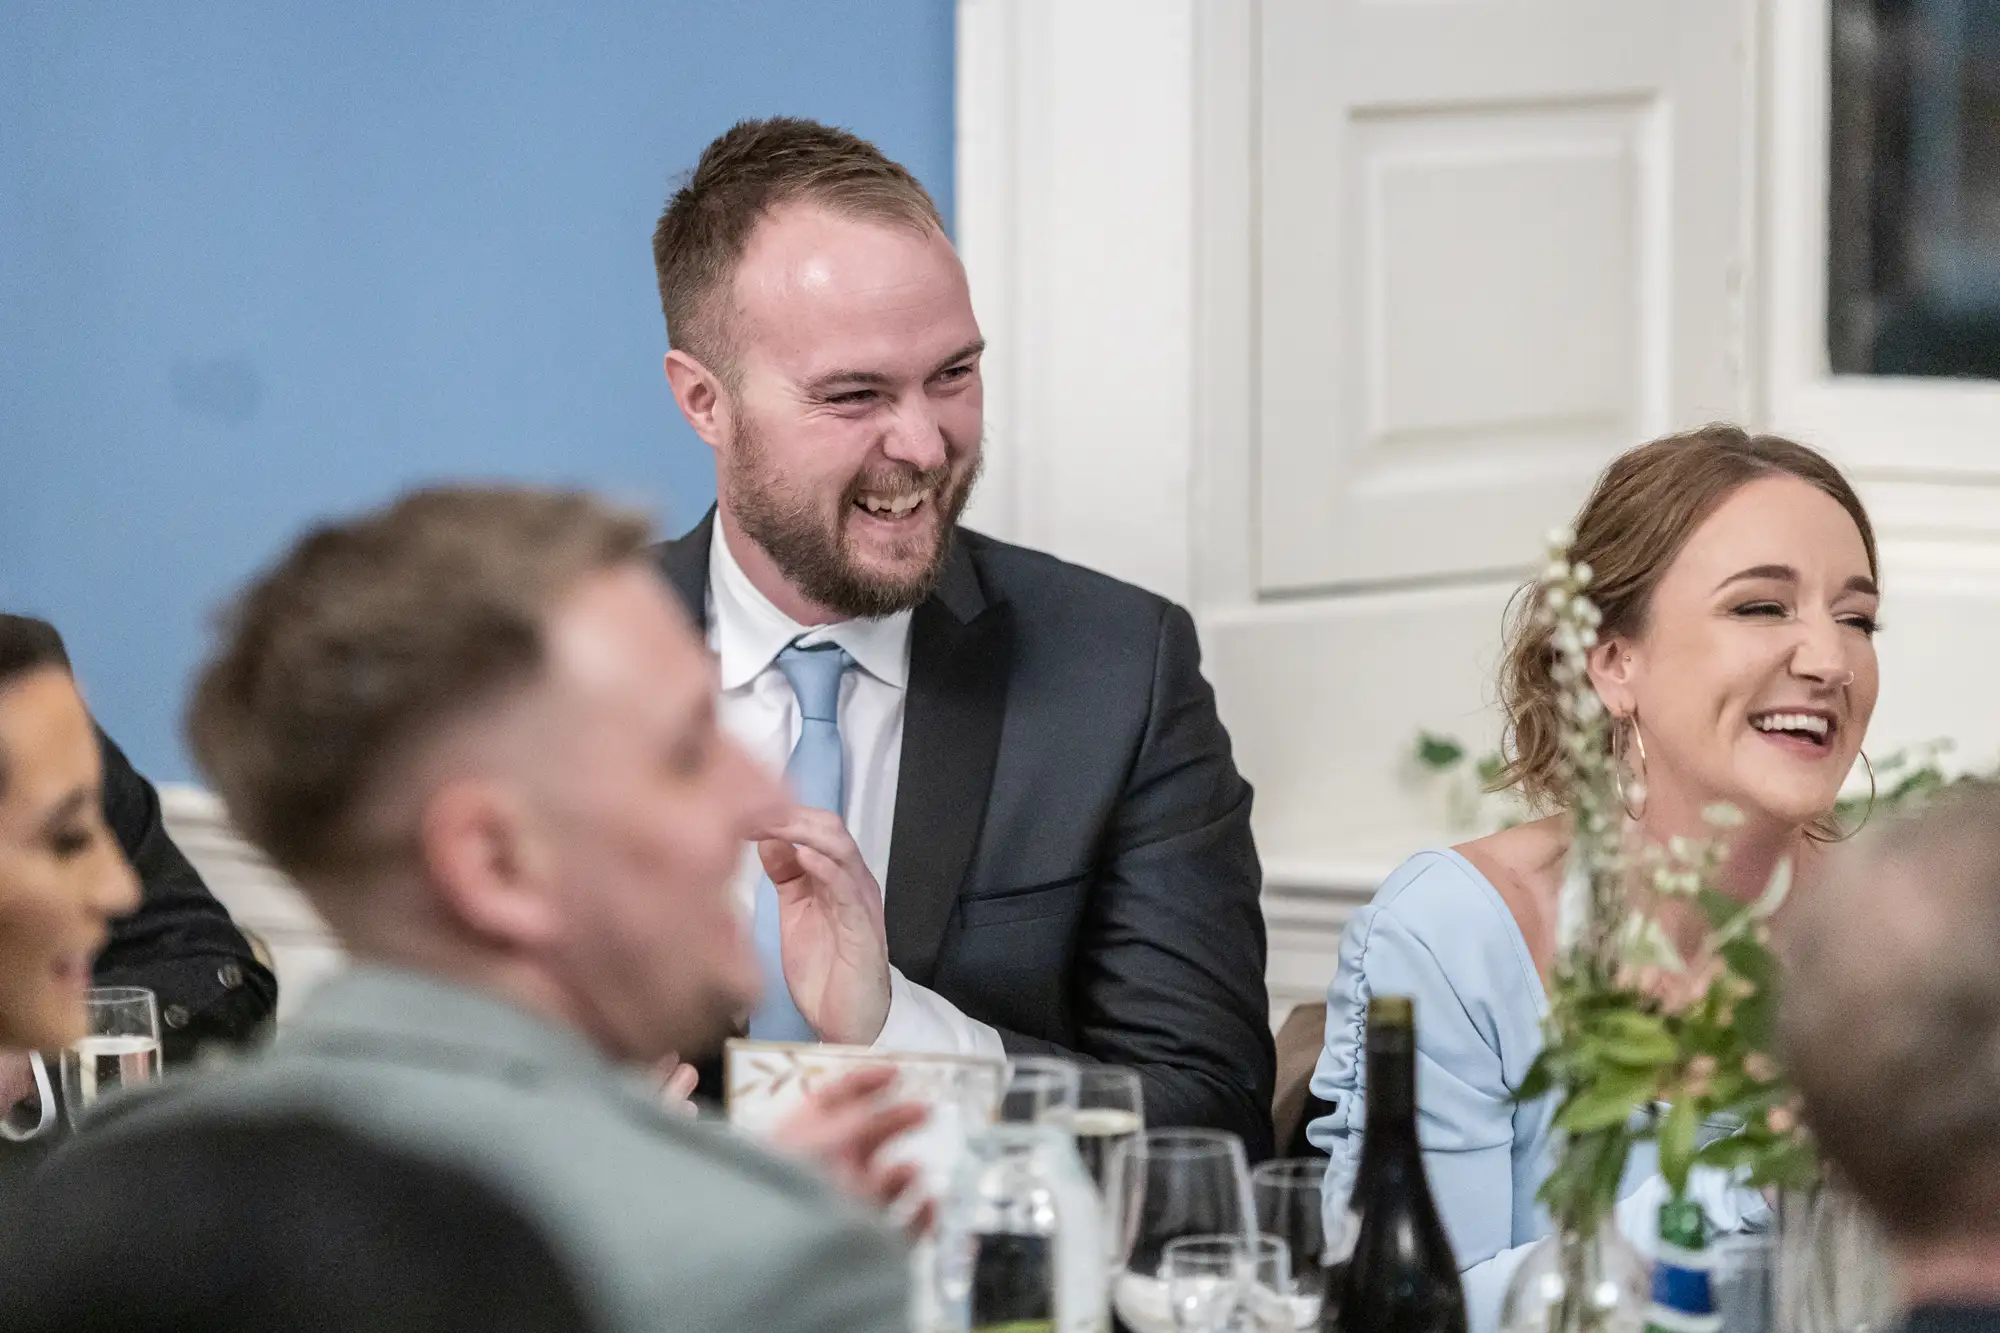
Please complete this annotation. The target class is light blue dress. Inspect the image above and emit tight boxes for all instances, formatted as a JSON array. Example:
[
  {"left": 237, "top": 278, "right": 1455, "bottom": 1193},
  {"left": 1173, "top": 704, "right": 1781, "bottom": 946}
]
[{"left": 1307, "top": 850, "right": 1766, "bottom": 1333}]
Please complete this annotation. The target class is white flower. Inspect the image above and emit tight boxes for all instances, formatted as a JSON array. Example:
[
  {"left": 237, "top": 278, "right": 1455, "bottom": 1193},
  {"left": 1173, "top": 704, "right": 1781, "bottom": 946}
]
[
  {"left": 1573, "top": 561, "right": 1594, "bottom": 588},
  {"left": 1547, "top": 526, "right": 1577, "bottom": 549},
  {"left": 1545, "top": 587, "right": 1569, "bottom": 611}
]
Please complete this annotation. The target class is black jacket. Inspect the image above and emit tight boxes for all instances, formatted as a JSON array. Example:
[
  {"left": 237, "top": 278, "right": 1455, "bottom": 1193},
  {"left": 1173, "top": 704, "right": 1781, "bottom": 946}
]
[{"left": 93, "top": 729, "right": 277, "bottom": 1064}]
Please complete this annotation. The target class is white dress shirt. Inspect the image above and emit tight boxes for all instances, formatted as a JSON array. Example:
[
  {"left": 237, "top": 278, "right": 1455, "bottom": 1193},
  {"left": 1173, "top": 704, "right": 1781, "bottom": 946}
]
[{"left": 708, "top": 524, "right": 1006, "bottom": 1059}]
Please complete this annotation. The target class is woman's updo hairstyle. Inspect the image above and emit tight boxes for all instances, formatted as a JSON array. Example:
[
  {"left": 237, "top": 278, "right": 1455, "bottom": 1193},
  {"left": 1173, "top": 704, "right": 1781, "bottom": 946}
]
[{"left": 1493, "top": 424, "right": 1877, "bottom": 813}]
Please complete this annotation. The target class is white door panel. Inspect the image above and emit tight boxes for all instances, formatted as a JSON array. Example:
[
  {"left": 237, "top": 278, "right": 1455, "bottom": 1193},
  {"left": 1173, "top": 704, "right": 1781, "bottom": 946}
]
[{"left": 1258, "top": 0, "right": 1753, "bottom": 592}]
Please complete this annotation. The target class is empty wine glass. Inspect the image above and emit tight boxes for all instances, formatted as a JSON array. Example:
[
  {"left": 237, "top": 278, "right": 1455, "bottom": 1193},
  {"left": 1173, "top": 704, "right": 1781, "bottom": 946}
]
[
  {"left": 1251, "top": 1157, "right": 1353, "bottom": 1330},
  {"left": 1001, "top": 1056, "right": 1079, "bottom": 1127},
  {"left": 1109, "top": 1128, "right": 1256, "bottom": 1333}
]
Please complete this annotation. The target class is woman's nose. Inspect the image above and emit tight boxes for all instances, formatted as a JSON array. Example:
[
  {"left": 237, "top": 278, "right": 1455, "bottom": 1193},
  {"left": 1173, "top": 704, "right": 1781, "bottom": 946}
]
[
  {"left": 1791, "top": 615, "right": 1855, "bottom": 687},
  {"left": 91, "top": 846, "right": 141, "bottom": 920}
]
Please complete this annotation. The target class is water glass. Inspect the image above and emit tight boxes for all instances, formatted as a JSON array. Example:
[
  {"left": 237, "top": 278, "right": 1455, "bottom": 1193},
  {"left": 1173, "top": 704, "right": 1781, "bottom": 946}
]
[
  {"left": 1002, "top": 1056, "right": 1080, "bottom": 1127},
  {"left": 1251, "top": 1157, "right": 1350, "bottom": 1330},
  {"left": 1110, "top": 1128, "right": 1257, "bottom": 1333},
  {"left": 60, "top": 986, "right": 162, "bottom": 1127},
  {"left": 1164, "top": 1235, "right": 1247, "bottom": 1332},
  {"left": 1163, "top": 1235, "right": 1293, "bottom": 1333},
  {"left": 1714, "top": 1232, "right": 1775, "bottom": 1333}
]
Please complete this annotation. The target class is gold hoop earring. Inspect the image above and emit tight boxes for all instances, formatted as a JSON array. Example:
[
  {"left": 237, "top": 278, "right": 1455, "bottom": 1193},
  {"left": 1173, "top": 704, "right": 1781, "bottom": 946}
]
[
  {"left": 1612, "top": 716, "right": 1647, "bottom": 822},
  {"left": 1823, "top": 750, "right": 1876, "bottom": 843}
]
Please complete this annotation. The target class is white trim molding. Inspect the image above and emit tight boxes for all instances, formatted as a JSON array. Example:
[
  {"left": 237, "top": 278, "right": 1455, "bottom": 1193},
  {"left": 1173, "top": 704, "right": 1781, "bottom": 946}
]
[
  {"left": 954, "top": 0, "right": 1201, "bottom": 606},
  {"left": 1764, "top": 0, "right": 2000, "bottom": 493},
  {"left": 159, "top": 784, "right": 345, "bottom": 1021}
]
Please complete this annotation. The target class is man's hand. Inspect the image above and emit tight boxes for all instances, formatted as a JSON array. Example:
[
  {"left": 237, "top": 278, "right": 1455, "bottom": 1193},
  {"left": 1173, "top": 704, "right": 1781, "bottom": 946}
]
[
  {"left": 769, "top": 1065, "right": 933, "bottom": 1238},
  {"left": 760, "top": 808, "right": 892, "bottom": 1047},
  {"left": 650, "top": 1052, "right": 700, "bottom": 1119}
]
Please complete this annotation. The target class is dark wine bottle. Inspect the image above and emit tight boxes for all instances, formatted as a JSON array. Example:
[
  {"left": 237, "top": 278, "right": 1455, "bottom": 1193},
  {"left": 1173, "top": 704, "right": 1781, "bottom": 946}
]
[{"left": 1328, "top": 995, "right": 1468, "bottom": 1333}]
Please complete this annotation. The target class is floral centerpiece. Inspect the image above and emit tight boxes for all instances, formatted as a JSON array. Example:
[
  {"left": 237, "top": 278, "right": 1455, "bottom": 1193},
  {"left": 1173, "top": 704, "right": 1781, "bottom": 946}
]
[{"left": 1497, "top": 533, "right": 1818, "bottom": 1333}]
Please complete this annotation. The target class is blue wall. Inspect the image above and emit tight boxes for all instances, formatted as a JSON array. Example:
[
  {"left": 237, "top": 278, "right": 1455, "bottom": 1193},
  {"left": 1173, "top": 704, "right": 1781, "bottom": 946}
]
[{"left": 0, "top": 1, "right": 956, "bottom": 782}]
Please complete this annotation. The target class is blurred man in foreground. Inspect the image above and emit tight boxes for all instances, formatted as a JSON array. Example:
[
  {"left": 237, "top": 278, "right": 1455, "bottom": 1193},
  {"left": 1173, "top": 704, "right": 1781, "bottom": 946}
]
[
  {"left": 3, "top": 1116, "right": 599, "bottom": 1333},
  {"left": 1781, "top": 782, "right": 2000, "bottom": 1329},
  {"left": 40, "top": 487, "right": 911, "bottom": 1333}
]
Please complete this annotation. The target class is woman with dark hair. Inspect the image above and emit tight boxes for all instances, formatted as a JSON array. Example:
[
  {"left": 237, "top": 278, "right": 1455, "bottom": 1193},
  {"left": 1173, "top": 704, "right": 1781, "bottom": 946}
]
[
  {"left": 0, "top": 613, "right": 277, "bottom": 1144},
  {"left": 1307, "top": 426, "right": 1883, "bottom": 1330},
  {"left": 0, "top": 616, "right": 142, "bottom": 1057}
]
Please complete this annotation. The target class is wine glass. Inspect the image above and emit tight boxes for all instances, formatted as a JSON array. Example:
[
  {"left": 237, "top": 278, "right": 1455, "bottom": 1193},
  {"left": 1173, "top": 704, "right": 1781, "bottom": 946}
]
[
  {"left": 1074, "top": 1064, "right": 1144, "bottom": 1190},
  {"left": 1251, "top": 1157, "right": 1353, "bottom": 1330},
  {"left": 1001, "top": 1056, "right": 1079, "bottom": 1126},
  {"left": 1109, "top": 1128, "right": 1257, "bottom": 1333},
  {"left": 60, "top": 986, "right": 161, "bottom": 1127}
]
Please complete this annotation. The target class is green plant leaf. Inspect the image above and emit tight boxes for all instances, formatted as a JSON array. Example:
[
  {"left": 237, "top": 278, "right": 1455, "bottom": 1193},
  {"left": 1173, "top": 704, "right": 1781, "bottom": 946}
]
[
  {"left": 1416, "top": 732, "right": 1466, "bottom": 770},
  {"left": 1515, "top": 1054, "right": 1555, "bottom": 1104},
  {"left": 1691, "top": 1134, "right": 1765, "bottom": 1173},
  {"left": 1556, "top": 1067, "right": 1657, "bottom": 1133},
  {"left": 1589, "top": 1011, "right": 1677, "bottom": 1067},
  {"left": 1657, "top": 1096, "right": 1701, "bottom": 1199}
]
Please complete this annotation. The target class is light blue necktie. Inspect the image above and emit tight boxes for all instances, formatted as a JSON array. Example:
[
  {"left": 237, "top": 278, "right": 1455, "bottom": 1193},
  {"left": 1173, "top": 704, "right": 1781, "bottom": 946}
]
[{"left": 749, "top": 640, "right": 854, "bottom": 1041}]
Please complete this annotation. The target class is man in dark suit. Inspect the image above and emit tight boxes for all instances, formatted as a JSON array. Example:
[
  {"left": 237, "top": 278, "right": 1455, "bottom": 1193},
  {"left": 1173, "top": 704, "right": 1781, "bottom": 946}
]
[{"left": 652, "top": 119, "right": 1275, "bottom": 1153}]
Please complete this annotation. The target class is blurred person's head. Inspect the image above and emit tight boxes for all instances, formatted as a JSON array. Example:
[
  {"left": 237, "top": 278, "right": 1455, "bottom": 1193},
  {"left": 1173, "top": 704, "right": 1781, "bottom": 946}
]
[
  {"left": 1, "top": 1114, "right": 599, "bottom": 1332},
  {"left": 0, "top": 616, "right": 139, "bottom": 1051},
  {"left": 654, "top": 117, "right": 984, "bottom": 624},
  {"left": 1496, "top": 425, "right": 1880, "bottom": 841},
  {"left": 185, "top": 488, "right": 786, "bottom": 1065},
  {"left": 1780, "top": 783, "right": 2000, "bottom": 1303}
]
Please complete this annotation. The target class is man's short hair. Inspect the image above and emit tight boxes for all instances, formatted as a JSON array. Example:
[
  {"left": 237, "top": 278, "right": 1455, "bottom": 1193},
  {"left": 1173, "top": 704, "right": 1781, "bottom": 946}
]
[
  {"left": 1779, "top": 781, "right": 2000, "bottom": 1241},
  {"left": 651, "top": 116, "right": 945, "bottom": 375},
  {"left": 185, "top": 486, "right": 652, "bottom": 880}
]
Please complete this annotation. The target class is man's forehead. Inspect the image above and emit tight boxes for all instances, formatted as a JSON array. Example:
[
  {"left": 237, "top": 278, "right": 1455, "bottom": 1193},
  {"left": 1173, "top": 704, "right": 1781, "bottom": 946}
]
[{"left": 730, "top": 205, "right": 972, "bottom": 366}]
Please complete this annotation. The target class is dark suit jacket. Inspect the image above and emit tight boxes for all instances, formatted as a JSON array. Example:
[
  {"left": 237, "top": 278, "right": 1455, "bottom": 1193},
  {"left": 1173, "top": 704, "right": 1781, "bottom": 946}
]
[{"left": 658, "top": 515, "right": 1276, "bottom": 1157}]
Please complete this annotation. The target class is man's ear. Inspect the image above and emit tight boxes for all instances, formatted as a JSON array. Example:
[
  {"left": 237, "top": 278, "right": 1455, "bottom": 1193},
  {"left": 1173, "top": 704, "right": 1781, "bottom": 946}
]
[
  {"left": 1584, "top": 636, "right": 1638, "bottom": 721},
  {"left": 418, "top": 780, "right": 560, "bottom": 949},
  {"left": 663, "top": 350, "right": 732, "bottom": 452}
]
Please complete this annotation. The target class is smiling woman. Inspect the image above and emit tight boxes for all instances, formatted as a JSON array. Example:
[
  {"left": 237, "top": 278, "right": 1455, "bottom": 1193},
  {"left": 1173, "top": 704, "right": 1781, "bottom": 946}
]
[
  {"left": 1306, "top": 425, "right": 1883, "bottom": 1333},
  {"left": 0, "top": 618, "right": 140, "bottom": 1054}
]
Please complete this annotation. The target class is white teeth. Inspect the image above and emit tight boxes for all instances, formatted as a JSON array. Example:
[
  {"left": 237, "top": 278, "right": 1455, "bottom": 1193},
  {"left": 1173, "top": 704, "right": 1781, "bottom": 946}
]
[
  {"left": 859, "top": 493, "right": 924, "bottom": 517},
  {"left": 1752, "top": 712, "right": 1830, "bottom": 737}
]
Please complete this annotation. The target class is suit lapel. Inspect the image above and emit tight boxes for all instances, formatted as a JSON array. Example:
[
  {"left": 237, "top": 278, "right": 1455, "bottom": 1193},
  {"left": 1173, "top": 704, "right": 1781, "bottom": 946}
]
[
  {"left": 654, "top": 509, "right": 715, "bottom": 632},
  {"left": 886, "top": 538, "right": 1012, "bottom": 987}
]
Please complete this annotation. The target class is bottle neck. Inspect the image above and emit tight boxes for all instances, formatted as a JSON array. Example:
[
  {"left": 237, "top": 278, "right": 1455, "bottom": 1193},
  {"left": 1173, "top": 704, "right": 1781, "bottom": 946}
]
[{"left": 1362, "top": 1024, "right": 1419, "bottom": 1151}]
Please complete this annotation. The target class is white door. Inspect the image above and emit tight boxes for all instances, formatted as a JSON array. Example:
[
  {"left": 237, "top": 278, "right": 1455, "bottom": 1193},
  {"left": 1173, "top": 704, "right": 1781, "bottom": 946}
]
[{"left": 1257, "top": 0, "right": 1755, "bottom": 593}]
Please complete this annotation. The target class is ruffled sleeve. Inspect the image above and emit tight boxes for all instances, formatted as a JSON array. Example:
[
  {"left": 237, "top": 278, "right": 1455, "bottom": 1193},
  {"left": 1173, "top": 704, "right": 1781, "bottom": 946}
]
[{"left": 1306, "top": 851, "right": 1550, "bottom": 1281}]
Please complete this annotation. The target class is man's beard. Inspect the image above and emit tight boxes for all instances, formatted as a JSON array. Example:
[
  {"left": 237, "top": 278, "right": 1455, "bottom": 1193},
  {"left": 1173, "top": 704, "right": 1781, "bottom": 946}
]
[{"left": 725, "top": 414, "right": 982, "bottom": 619}]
